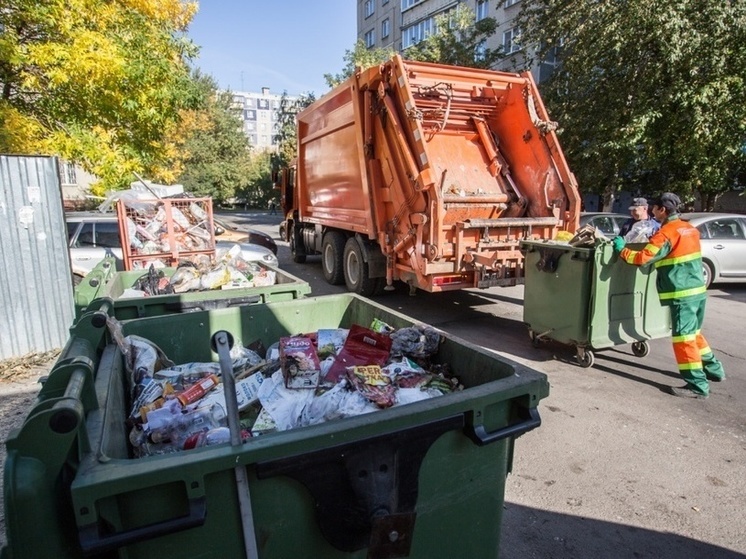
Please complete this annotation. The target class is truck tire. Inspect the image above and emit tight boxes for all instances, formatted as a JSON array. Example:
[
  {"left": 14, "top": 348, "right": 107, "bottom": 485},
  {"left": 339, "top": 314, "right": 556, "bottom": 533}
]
[
  {"left": 344, "top": 237, "right": 378, "bottom": 296},
  {"left": 322, "top": 231, "right": 346, "bottom": 285}
]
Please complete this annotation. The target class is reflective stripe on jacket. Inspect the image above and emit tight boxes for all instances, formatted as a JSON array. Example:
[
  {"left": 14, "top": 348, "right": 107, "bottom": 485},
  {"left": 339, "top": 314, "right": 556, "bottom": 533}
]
[{"left": 618, "top": 214, "right": 706, "bottom": 303}]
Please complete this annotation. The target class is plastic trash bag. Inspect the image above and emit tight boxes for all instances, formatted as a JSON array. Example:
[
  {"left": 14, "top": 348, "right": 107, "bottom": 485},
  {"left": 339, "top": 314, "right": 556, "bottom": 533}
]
[
  {"left": 256, "top": 370, "right": 316, "bottom": 431},
  {"left": 624, "top": 220, "right": 657, "bottom": 243},
  {"left": 390, "top": 325, "right": 442, "bottom": 360},
  {"left": 170, "top": 263, "right": 202, "bottom": 293}
]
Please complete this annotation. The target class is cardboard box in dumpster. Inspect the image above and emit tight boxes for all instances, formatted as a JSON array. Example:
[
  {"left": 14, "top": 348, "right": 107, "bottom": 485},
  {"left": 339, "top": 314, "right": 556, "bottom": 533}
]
[{"left": 3, "top": 294, "right": 549, "bottom": 559}]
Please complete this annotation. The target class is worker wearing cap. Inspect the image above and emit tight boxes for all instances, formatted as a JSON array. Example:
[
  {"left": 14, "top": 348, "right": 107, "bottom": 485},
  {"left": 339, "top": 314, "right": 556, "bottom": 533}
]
[
  {"left": 618, "top": 197, "right": 660, "bottom": 239},
  {"left": 612, "top": 192, "right": 725, "bottom": 398}
]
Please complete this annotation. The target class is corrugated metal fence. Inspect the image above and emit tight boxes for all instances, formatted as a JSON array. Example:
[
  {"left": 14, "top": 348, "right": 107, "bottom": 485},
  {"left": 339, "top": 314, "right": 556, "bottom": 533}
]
[{"left": 0, "top": 155, "right": 74, "bottom": 360}]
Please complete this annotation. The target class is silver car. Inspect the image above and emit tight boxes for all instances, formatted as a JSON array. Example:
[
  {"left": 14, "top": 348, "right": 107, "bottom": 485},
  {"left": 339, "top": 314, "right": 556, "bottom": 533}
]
[
  {"left": 579, "top": 212, "right": 631, "bottom": 237},
  {"left": 66, "top": 212, "right": 279, "bottom": 282},
  {"left": 681, "top": 213, "right": 746, "bottom": 288}
]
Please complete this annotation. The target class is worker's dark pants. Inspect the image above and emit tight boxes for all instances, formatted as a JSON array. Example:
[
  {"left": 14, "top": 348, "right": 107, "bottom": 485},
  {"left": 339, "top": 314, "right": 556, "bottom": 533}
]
[{"left": 670, "top": 297, "right": 725, "bottom": 395}]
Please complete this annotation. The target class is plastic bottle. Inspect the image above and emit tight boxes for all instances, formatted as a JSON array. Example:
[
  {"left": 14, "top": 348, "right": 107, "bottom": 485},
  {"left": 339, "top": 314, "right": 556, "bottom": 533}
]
[
  {"left": 147, "top": 404, "right": 226, "bottom": 448},
  {"left": 182, "top": 427, "right": 232, "bottom": 449},
  {"left": 176, "top": 374, "right": 219, "bottom": 407}
]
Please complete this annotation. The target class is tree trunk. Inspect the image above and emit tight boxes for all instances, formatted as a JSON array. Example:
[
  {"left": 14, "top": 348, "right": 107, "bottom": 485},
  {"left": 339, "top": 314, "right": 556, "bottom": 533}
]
[
  {"left": 601, "top": 183, "right": 617, "bottom": 212},
  {"left": 697, "top": 189, "right": 720, "bottom": 212}
]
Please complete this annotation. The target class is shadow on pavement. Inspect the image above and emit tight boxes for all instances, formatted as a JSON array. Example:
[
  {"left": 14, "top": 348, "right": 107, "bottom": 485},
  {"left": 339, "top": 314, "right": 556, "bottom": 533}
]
[{"left": 500, "top": 502, "right": 746, "bottom": 559}]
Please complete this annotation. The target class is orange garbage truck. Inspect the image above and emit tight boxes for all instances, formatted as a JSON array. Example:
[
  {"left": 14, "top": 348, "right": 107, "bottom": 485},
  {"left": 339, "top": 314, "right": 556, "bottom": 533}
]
[{"left": 277, "top": 55, "right": 581, "bottom": 295}]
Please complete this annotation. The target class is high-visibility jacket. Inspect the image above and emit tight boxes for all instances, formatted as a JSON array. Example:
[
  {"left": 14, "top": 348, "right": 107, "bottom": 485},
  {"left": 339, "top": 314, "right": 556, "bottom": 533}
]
[{"left": 619, "top": 214, "right": 706, "bottom": 303}]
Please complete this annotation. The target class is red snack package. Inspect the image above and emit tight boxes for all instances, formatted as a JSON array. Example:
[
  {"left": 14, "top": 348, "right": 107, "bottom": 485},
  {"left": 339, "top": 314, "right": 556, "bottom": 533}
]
[{"left": 325, "top": 324, "right": 392, "bottom": 383}]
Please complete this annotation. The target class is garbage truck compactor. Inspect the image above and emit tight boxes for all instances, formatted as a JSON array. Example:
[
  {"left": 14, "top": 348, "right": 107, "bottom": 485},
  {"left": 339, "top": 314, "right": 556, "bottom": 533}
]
[{"left": 278, "top": 55, "right": 581, "bottom": 295}]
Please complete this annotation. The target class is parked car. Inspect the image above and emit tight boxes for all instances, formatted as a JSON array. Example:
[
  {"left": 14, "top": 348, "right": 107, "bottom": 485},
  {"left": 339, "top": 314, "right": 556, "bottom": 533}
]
[
  {"left": 66, "top": 212, "right": 279, "bottom": 283},
  {"left": 213, "top": 217, "right": 278, "bottom": 255},
  {"left": 681, "top": 213, "right": 746, "bottom": 288},
  {"left": 579, "top": 212, "right": 631, "bottom": 237}
]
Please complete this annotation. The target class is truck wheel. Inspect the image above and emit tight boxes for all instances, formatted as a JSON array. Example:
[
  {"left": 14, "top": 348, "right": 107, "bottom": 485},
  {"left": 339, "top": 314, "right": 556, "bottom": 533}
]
[
  {"left": 322, "top": 232, "right": 346, "bottom": 285},
  {"left": 344, "top": 237, "right": 378, "bottom": 296},
  {"left": 290, "top": 225, "right": 306, "bottom": 263}
]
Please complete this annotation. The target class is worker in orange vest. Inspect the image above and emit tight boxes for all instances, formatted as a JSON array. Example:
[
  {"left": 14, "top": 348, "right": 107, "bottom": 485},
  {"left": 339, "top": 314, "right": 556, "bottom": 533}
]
[{"left": 612, "top": 192, "right": 725, "bottom": 398}]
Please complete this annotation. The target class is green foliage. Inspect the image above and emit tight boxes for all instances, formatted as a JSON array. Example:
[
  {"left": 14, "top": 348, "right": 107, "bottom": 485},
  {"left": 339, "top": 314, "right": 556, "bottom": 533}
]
[
  {"left": 241, "top": 151, "right": 275, "bottom": 208},
  {"left": 514, "top": 0, "right": 746, "bottom": 208},
  {"left": 405, "top": 5, "right": 503, "bottom": 69},
  {"left": 273, "top": 91, "right": 316, "bottom": 169},
  {"left": 324, "top": 40, "right": 396, "bottom": 89},
  {"left": 170, "top": 73, "right": 253, "bottom": 206},
  {"left": 0, "top": 0, "right": 199, "bottom": 192}
]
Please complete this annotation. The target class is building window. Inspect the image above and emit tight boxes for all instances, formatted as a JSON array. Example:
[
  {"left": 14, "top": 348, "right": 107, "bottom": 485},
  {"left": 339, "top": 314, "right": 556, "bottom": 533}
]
[
  {"left": 60, "top": 162, "right": 77, "bottom": 185},
  {"left": 258, "top": 98, "right": 269, "bottom": 110},
  {"left": 245, "top": 109, "right": 256, "bottom": 120},
  {"left": 402, "top": 17, "right": 434, "bottom": 48},
  {"left": 476, "top": 0, "right": 489, "bottom": 21},
  {"left": 365, "top": 28, "right": 376, "bottom": 48},
  {"left": 401, "top": 0, "right": 422, "bottom": 11},
  {"left": 364, "top": 0, "right": 375, "bottom": 18},
  {"left": 503, "top": 27, "right": 522, "bottom": 54},
  {"left": 475, "top": 40, "right": 487, "bottom": 62},
  {"left": 382, "top": 18, "right": 390, "bottom": 39},
  {"left": 505, "top": 0, "right": 520, "bottom": 6}
]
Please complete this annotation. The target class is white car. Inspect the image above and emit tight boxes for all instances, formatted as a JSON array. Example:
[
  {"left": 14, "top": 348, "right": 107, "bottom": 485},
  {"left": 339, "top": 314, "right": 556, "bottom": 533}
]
[{"left": 66, "top": 212, "right": 278, "bottom": 283}]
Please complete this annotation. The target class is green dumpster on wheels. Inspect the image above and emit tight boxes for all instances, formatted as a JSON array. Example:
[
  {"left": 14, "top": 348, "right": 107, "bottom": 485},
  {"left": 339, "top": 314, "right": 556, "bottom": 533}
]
[
  {"left": 520, "top": 239, "right": 671, "bottom": 367},
  {"left": 73, "top": 256, "right": 311, "bottom": 321},
  {"left": 3, "top": 294, "right": 548, "bottom": 559}
]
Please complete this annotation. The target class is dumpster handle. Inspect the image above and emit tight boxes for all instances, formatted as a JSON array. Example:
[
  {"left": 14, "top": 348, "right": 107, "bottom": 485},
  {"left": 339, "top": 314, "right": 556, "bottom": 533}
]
[
  {"left": 78, "top": 496, "right": 206, "bottom": 555},
  {"left": 465, "top": 406, "right": 541, "bottom": 446},
  {"left": 164, "top": 295, "right": 261, "bottom": 312}
]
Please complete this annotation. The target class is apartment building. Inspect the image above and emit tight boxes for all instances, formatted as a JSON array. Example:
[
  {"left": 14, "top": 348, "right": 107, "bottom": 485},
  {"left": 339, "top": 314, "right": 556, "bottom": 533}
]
[
  {"left": 357, "top": 0, "right": 558, "bottom": 83},
  {"left": 230, "top": 87, "right": 299, "bottom": 152}
]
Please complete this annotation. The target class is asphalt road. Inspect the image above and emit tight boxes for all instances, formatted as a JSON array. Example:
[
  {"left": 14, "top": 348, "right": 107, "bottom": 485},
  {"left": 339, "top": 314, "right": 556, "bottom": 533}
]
[{"left": 221, "top": 210, "right": 746, "bottom": 559}]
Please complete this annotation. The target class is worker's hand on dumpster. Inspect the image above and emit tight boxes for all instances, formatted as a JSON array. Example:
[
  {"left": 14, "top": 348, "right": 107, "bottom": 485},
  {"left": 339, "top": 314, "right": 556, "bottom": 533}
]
[{"left": 612, "top": 236, "right": 626, "bottom": 253}]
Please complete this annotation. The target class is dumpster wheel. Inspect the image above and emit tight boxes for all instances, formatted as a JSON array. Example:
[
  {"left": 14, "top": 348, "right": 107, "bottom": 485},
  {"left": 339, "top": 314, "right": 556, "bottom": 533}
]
[
  {"left": 631, "top": 341, "right": 650, "bottom": 358},
  {"left": 576, "top": 348, "right": 595, "bottom": 368}
]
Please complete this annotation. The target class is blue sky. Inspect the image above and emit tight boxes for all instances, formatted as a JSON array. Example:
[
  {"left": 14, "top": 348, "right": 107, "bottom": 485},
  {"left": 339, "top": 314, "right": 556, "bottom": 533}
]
[{"left": 187, "top": 1, "right": 358, "bottom": 97}]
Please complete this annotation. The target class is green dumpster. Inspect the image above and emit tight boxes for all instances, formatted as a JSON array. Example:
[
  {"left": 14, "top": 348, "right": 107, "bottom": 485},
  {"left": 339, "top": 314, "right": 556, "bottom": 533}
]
[
  {"left": 520, "top": 239, "right": 671, "bottom": 367},
  {"left": 73, "top": 256, "right": 311, "bottom": 321},
  {"left": 3, "top": 294, "right": 548, "bottom": 559}
]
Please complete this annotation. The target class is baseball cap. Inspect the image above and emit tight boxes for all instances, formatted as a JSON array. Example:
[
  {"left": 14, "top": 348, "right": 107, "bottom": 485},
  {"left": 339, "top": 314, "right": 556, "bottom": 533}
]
[
  {"left": 652, "top": 192, "right": 681, "bottom": 211},
  {"left": 628, "top": 197, "right": 648, "bottom": 210}
]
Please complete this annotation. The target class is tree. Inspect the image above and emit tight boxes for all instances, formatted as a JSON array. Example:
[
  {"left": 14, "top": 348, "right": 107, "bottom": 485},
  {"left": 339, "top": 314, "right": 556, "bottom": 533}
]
[
  {"left": 405, "top": 5, "right": 503, "bottom": 69},
  {"left": 241, "top": 150, "right": 275, "bottom": 208},
  {"left": 273, "top": 91, "right": 316, "bottom": 169},
  {"left": 0, "top": 0, "right": 199, "bottom": 192},
  {"left": 167, "top": 73, "right": 253, "bottom": 206},
  {"left": 513, "top": 1, "right": 746, "bottom": 209},
  {"left": 324, "top": 40, "right": 395, "bottom": 89}
]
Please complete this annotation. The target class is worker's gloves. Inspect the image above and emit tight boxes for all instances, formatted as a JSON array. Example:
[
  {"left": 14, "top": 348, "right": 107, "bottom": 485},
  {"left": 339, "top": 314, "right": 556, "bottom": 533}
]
[{"left": 612, "top": 236, "right": 626, "bottom": 253}]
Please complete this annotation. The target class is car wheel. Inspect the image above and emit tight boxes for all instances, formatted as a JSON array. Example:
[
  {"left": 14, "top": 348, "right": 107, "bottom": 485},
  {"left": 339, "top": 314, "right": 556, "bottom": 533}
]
[
  {"left": 321, "top": 232, "right": 346, "bottom": 285},
  {"left": 702, "top": 260, "right": 714, "bottom": 289},
  {"left": 343, "top": 237, "right": 378, "bottom": 296}
]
